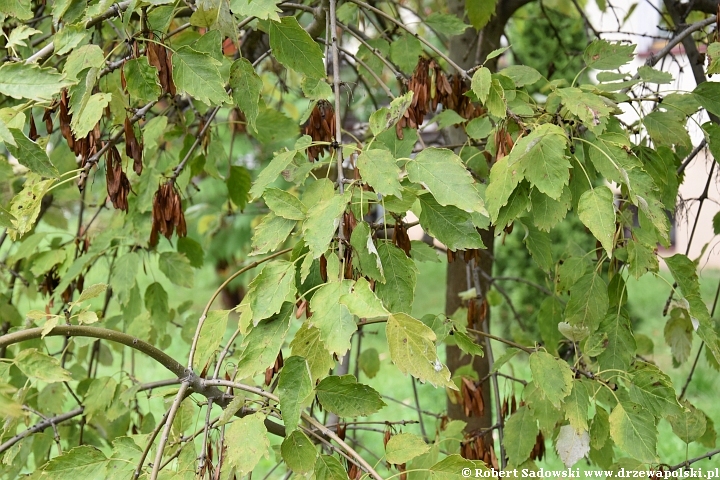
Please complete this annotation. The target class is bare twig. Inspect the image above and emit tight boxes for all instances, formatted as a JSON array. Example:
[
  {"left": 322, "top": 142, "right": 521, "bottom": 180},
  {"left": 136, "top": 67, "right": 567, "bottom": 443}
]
[
  {"left": 0, "top": 407, "right": 84, "bottom": 455},
  {"left": 150, "top": 381, "right": 191, "bottom": 480}
]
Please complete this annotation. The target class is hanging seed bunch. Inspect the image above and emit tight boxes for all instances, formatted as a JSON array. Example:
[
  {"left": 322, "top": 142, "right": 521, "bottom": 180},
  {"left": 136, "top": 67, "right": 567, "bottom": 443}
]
[
  {"left": 146, "top": 34, "right": 176, "bottom": 96},
  {"left": 397, "top": 58, "right": 451, "bottom": 139},
  {"left": 530, "top": 431, "right": 546, "bottom": 461},
  {"left": 440, "top": 74, "right": 486, "bottom": 120},
  {"left": 105, "top": 145, "right": 131, "bottom": 212},
  {"left": 124, "top": 116, "right": 143, "bottom": 175},
  {"left": 392, "top": 220, "right": 411, "bottom": 256},
  {"left": 228, "top": 108, "right": 247, "bottom": 134},
  {"left": 149, "top": 181, "right": 187, "bottom": 247},
  {"left": 494, "top": 126, "right": 514, "bottom": 160},
  {"left": 58, "top": 89, "right": 102, "bottom": 180},
  {"left": 460, "top": 377, "right": 485, "bottom": 417},
  {"left": 461, "top": 433, "right": 499, "bottom": 467},
  {"left": 304, "top": 99, "right": 336, "bottom": 162}
]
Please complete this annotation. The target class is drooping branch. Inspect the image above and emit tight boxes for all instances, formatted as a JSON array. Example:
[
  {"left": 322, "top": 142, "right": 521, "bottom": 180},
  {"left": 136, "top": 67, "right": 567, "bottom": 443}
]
[{"left": 0, "top": 407, "right": 84, "bottom": 455}]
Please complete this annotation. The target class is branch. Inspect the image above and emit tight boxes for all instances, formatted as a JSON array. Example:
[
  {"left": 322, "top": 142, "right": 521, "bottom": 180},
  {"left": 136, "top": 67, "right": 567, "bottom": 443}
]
[
  {"left": 348, "top": 0, "right": 470, "bottom": 80},
  {"left": 26, "top": 0, "right": 133, "bottom": 64},
  {"left": 645, "top": 15, "right": 717, "bottom": 69},
  {"left": 150, "top": 382, "right": 190, "bottom": 480},
  {"left": 0, "top": 407, "right": 84, "bottom": 455}
]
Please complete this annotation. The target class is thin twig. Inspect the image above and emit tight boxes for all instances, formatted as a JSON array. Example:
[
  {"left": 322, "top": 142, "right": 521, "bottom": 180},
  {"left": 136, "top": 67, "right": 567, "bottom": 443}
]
[
  {"left": 150, "top": 381, "right": 190, "bottom": 480},
  {"left": 0, "top": 407, "right": 84, "bottom": 455}
]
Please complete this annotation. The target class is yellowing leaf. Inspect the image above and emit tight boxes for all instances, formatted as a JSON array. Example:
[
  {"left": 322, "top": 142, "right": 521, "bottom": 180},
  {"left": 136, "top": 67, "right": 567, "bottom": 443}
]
[
  {"left": 224, "top": 413, "right": 270, "bottom": 475},
  {"left": 386, "top": 313, "right": 455, "bottom": 389},
  {"left": 15, "top": 348, "right": 73, "bottom": 383}
]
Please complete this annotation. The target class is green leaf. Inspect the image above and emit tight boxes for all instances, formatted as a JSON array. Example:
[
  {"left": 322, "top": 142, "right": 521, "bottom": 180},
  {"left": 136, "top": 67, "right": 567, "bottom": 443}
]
[
  {"left": 409, "top": 240, "right": 440, "bottom": 263},
  {"left": 637, "top": 66, "right": 672, "bottom": 84},
  {"left": 316, "top": 375, "right": 386, "bottom": 417},
  {"left": 538, "top": 296, "right": 564, "bottom": 355},
  {"left": 511, "top": 124, "right": 570, "bottom": 200},
  {"left": 231, "top": 0, "right": 282, "bottom": 21},
  {"left": 0, "top": 0, "right": 33, "bottom": 19},
  {"left": 578, "top": 186, "right": 616, "bottom": 257},
  {"left": 124, "top": 57, "right": 161, "bottom": 103},
  {"left": 529, "top": 351, "right": 573, "bottom": 408},
  {"left": 235, "top": 303, "right": 292, "bottom": 379},
  {"left": 714, "top": 211, "right": 720, "bottom": 235},
  {"left": 583, "top": 40, "right": 635, "bottom": 70},
  {"left": 193, "top": 309, "right": 230, "bottom": 370},
  {"left": 390, "top": 33, "right": 423, "bottom": 73},
  {"left": 309, "top": 280, "right": 355, "bottom": 356},
  {"left": 84, "top": 376, "right": 117, "bottom": 420},
  {"left": 314, "top": 454, "right": 347, "bottom": 480},
  {"left": 269, "top": 17, "right": 325, "bottom": 79},
  {"left": 375, "top": 243, "right": 417, "bottom": 313},
  {"left": 453, "top": 330, "right": 484, "bottom": 357},
  {"left": 565, "top": 380, "right": 590, "bottom": 431},
  {"left": 486, "top": 78, "right": 506, "bottom": 118},
  {"left": 339, "top": 277, "right": 388, "bottom": 318},
  {"left": 369, "top": 91, "right": 414, "bottom": 136},
  {"left": 226, "top": 165, "right": 251, "bottom": 211},
  {"left": 7, "top": 129, "right": 59, "bottom": 178},
  {"left": 385, "top": 432, "right": 429, "bottom": 464},
  {"left": 290, "top": 323, "right": 335, "bottom": 383},
  {"left": 349, "top": 221, "right": 384, "bottom": 282},
  {"left": 503, "top": 405, "right": 539, "bottom": 466},
  {"left": 158, "top": 252, "right": 194, "bottom": 288},
  {"left": 597, "top": 312, "right": 636, "bottom": 379},
  {"left": 609, "top": 402, "right": 658, "bottom": 463},
  {"left": 172, "top": 46, "right": 229, "bottom": 105},
  {"left": 466, "top": 116, "right": 493, "bottom": 140},
  {"left": 665, "top": 254, "right": 720, "bottom": 365},
  {"left": 424, "top": 12, "right": 470, "bottom": 36},
  {"left": 110, "top": 251, "right": 140, "bottom": 305},
  {"left": 644, "top": 109, "right": 691, "bottom": 148},
  {"left": 471, "top": 67, "right": 491, "bottom": 103},
  {"left": 251, "top": 213, "right": 296, "bottom": 255},
  {"left": 41, "top": 446, "right": 107, "bottom": 478},
  {"left": 627, "top": 240, "right": 658, "bottom": 279},
  {"left": 407, "top": 147, "right": 484, "bottom": 213},
  {"left": 524, "top": 224, "right": 553, "bottom": 271},
  {"left": 7, "top": 174, "right": 54, "bottom": 240},
  {"left": 416, "top": 194, "right": 485, "bottom": 251},
  {"left": 530, "top": 187, "right": 571, "bottom": 232},
  {"left": 230, "top": 58, "right": 262, "bottom": 132},
  {"left": 485, "top": 155, "right": 523, "bottom": 221},
  {"left": 264, "top": 187, "right": 306, "bottom": 220},
  {"left": 564, "top": 273, "right": 608, "bottom": 332},
  {"left": 628, "top": 362, "right": 681, "bottom": 417},
  {"left": 386, "top": 312, "right": 455, "bottom": 388},
  {"left": 224, "top": 413, "right": 270, "bottom": 475},
  {"left": 278, "top": 356, "right": 314, "bottom": 431},
  {"left": 248, "top": 260, "right": 296, "bottom": 324},
  {"left": 15, "top": 348, "right": 73, "bottom": 383},
  {"left": 668, "top": 400, "right": 707, "bottom": 443},
  {"left": 357, "top": 149, "right": 403, "bottom": 198},
  {"left": 664, "top": 307, "right": 694, "bottom": 365},
  {"left": 465, "top": 0, "right": 498, "bottom": 30},
  {"left": 71, "top": 92, "right": 111, "bottom": 139},
  {"left": 302, "top": 191, "right": 350, "bottom": 258},
  {"left": 281, "top": 430, "right": 317, "bottom": 475},
  {"left": 359, "top": 347, "right": 380, "bottom": 379},
  {"left": 499, "top": 65, "right": 543, "bottom": 87},
  {"left": 0, "top": 63, "right": 72, "bottom": 101},
  {"left": 693, "top": 82, "right": 720, "bottom": 118}
]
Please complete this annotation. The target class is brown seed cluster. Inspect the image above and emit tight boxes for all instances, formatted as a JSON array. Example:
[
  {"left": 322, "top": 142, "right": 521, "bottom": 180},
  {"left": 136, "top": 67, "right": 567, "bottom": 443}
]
[
  {"left": 397, "top": 58, "right": 486, "bottom": 139},
  {"left": 146, "top": 35, "right": 176, "bottom": 96},
  {"left": 150, "top": 181, "right": 187, "bottom": 247},
  {"left": 530, "top": 431, "right": 546, "bottom": 461},
  {"left": 392, "top": 220, "right": 411, "bottom": 256},
  {"left": 460, "top": 377, "right": 485, "bottom": 417},
  {"left": 304, "top": 99, "right": 336, "bottom": 162},
  {"left": 461, "top": 433, "right": 498, "bottom": 468},
  {"left": 495, "top": 127, "right": 515, "bottom": 160},
  {"left": 57, "top": 89, "right": 102, "bottom": 181},
  {"left": 125, "top": 116, "right": 143, "bottom": 175},
  {"left": 264, "top": 350, "right": 284, "bottom": 386},
  {"left": 105, "top": 145, "right": 130, "bottom": 212},
  {"left": 397, "top": 58, "right": 450, "bottom": 138},
  {"left": 447, "top": 248, "right": 483, "bottom": 264}
]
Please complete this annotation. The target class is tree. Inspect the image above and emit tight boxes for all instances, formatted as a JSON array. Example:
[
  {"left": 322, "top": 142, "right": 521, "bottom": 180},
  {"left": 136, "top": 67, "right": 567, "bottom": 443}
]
[{"left": 1, "top": 0, "right": 720, "bottom": 478}]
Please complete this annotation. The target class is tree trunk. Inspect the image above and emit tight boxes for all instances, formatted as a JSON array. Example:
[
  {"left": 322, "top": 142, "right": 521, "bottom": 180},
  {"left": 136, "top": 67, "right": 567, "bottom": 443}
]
[{"left": 443, "top": 0, "right": 533, "bottom": 457}]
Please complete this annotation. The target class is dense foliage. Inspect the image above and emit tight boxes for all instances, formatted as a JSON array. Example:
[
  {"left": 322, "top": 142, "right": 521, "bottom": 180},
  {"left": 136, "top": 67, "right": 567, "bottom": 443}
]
[{"left": 1, "top": 0, "right": 720, "bottom": 478}]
